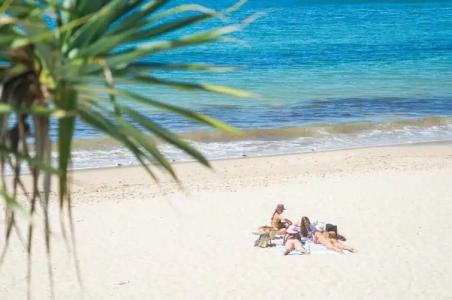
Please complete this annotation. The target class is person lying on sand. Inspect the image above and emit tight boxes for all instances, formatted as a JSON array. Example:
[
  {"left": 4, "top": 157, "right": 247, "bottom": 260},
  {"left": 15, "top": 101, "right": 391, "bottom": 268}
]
[
  {"left": 283, "top": 225, "right": 310, "bottom": 255},
  {"left": 271, "top": 204, "right": 293, "bottom": 234},
  {"left": 300, "top": 216, "right": 347, "bottom": 241},
  {"left": 312, "top": 231, "right": 356, "bottom": 253}
]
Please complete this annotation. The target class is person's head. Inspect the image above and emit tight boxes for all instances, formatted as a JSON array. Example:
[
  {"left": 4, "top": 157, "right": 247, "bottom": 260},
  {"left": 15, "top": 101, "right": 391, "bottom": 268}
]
[
  {"left": 300, "top": 216, "right": 310, "bottom": 237},
  {"left": 275, "top": 204, "right": 286, "bottom": 214},
  {"left": 301, "top": 216, "right": 311, "bottom": 227},
  {"left": 286, "top": 225, "right": 299, "bottom": 235},
  {"left": 328, "top": 231, "right": 337, "bottom": 239}
]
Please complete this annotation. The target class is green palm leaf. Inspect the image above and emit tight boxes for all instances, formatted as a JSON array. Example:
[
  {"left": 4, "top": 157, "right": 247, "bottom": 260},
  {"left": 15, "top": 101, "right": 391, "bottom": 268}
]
[
  {"left": 74, "top": 84, "right": 242, "bottom": 133},
  {"left": 0, "top": 1, "right": 259, "bottom": 297},
  {"left": 121, "top": 105, "right": 210, "bottom": 167},
  {"left": 129, "top": 74, "right": 258, "bottom": 98}
]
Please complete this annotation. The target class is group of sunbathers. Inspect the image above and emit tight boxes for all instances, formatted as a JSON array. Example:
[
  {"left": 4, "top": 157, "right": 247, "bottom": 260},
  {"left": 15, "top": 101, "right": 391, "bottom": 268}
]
[{"left": 271, "top": 204, "right": 357, "bottom": 255}]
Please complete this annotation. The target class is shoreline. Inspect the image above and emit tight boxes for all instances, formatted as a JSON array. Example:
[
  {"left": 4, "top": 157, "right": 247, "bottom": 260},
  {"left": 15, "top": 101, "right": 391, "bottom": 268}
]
[
  {"left": 67, "top": 139, "right": 452, "bottom": 174},
  {"left": 71, "top": 114, "right": 452, "bottom": 147},
  {"left": 67, "top": 114, "right": 452, "bottom": 171}
]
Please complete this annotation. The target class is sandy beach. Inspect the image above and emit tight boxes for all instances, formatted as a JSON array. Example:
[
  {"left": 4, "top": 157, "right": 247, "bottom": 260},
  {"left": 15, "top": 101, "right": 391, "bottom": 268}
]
[{"left": 1, "top": 142, "right": 452, "bottom": 299}]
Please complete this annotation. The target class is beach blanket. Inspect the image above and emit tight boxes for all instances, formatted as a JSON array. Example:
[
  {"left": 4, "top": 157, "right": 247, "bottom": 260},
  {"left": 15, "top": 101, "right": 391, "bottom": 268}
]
[{"left": 274, "top": 239, "right": 335, "bottom": 255}]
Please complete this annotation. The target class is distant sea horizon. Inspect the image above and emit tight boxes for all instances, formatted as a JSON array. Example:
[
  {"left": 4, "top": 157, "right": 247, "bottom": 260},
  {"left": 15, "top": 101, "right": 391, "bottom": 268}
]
[{"left": 67, "top": 0, "right": 452, "bottom": 169}]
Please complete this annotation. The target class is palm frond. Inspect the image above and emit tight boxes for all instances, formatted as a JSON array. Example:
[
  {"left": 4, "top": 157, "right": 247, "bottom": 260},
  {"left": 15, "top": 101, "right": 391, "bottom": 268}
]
[
  {"left": 0, "top": 1, "right": 259, "bottom": 297},
  {"left": 74, "top": 84, "right": 242, "bottom": 133}
]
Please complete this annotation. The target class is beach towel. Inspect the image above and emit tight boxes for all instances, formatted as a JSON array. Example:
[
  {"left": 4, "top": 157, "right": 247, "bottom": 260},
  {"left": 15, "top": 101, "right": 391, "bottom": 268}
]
[{"left": 274, "top": 239, "right": 335, "bottom": 255}]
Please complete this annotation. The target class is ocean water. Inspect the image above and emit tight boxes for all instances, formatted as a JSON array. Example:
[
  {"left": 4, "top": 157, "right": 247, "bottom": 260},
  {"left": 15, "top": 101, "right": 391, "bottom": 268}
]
[{"left": 70, "top": 0, "right": 452, "bottom": 169}]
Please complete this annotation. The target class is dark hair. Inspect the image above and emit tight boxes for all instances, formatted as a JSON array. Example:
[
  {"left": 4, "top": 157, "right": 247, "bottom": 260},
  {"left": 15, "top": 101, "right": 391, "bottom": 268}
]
[{"left": 300, "top": 216, "right": 311, "bottom": 237}]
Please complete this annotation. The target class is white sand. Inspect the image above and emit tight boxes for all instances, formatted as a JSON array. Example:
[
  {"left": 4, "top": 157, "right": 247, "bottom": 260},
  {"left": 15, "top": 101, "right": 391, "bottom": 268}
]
[{"left": 1, "top": 143, "right": 452, "bottom": 299}]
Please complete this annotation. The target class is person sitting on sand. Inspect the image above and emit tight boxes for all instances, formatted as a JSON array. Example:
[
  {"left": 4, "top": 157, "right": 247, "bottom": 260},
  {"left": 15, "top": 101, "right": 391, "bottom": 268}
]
[
  {"left": 312, "top": 230, "right": 356, "bottom": 253},
  {"left": 300, "top": 216, "right": 318, "bottom": 239},
  {"left": 271, "top": 204, "right": 292, "bottom": 234},
  {"left": 283, "top": 225, "right": 310, "bottom": 255}
]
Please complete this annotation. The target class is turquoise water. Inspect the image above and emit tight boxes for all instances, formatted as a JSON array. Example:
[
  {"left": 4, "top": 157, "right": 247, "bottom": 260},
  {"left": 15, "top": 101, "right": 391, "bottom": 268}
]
[{"left": 71, "top": 0, "right": 452, "bottom": 168}]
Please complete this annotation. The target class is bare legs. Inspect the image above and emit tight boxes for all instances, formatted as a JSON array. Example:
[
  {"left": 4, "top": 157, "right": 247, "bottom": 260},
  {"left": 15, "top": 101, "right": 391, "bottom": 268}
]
[
  {"left": 276, "top": 228, "right": 287, "bottom": 235},
  {"left": 331, "top": 239, "right": 357, "bottom": 253},
  {"left": 284, "top": 239, "right": 309, "bottom": 255},
  {"left": 315, "top": 232, "right": 356, "bottom": 253}
]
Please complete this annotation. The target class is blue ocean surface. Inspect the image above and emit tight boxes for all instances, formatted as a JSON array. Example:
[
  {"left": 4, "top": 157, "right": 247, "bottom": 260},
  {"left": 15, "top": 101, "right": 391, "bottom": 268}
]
[{"left": 70, "top": 0, "right": 452, "bottom": 168}]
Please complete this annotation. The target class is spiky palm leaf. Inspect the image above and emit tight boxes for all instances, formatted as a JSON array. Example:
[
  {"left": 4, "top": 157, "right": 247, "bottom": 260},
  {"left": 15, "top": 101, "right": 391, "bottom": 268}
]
[{"left": 0, "top": 0, "right": 255, "bottom": 298}]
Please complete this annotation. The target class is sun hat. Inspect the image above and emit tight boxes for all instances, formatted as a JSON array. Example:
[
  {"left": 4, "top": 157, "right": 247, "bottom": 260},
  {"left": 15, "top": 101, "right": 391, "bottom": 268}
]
[
  {"left": 286, "top": 225, "right": 299, "bottom": 234},
  {"left": 276, "top": 204, "right": 286, "bottom": 211}
]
